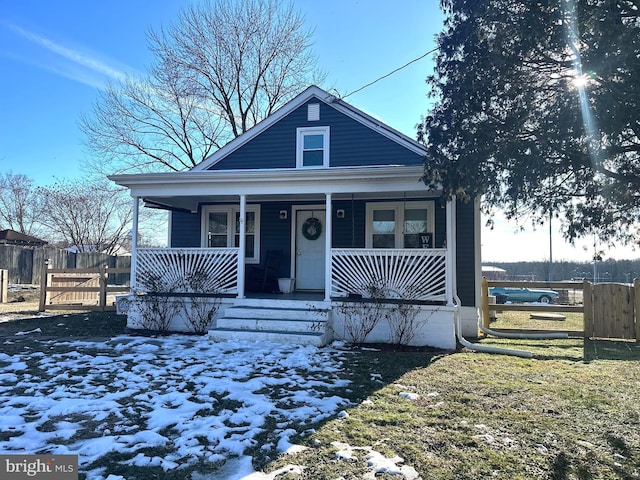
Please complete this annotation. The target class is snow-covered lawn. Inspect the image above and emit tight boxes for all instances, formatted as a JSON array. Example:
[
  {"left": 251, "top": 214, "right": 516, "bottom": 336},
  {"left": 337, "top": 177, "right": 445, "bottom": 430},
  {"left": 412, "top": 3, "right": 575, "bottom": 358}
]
[{"left": 0, "top": 333, "right": 354, "bottom": 479}]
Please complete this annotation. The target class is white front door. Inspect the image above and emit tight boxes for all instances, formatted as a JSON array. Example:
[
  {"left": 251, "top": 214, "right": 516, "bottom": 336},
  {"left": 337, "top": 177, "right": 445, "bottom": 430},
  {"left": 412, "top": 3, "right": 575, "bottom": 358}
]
[{"left": 295, "top": 209, "right": 326, "bottom": 290}]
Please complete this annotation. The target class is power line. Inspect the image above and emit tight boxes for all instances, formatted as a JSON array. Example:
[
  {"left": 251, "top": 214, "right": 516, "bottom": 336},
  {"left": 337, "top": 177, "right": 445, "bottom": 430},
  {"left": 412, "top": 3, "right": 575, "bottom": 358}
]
[{"left": 342, "top": 47, "right": 439, "bottom": 99}]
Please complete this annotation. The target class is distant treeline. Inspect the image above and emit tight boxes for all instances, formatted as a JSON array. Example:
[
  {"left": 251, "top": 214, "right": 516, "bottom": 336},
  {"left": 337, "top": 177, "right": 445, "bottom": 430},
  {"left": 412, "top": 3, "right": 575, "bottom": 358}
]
[{"left": 484, "top": 259, "right": 640, "bottom": 283}]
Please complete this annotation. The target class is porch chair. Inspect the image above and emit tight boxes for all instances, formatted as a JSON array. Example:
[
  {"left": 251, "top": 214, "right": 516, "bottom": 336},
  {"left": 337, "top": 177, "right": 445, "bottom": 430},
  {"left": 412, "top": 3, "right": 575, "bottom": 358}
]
[{"left": 247, "top": 249, "right": 282, "bottom": 293}]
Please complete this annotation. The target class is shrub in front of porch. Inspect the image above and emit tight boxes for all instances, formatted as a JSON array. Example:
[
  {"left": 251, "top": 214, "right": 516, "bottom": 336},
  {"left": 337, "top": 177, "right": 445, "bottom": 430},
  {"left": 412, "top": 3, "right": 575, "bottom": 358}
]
[
  {"left": 332, "top": 280, "right": 456, "bottom": 349},
  {"left": 129, "top": 269, "right": 224, "bottom": 335},
  {"left": 332, "top": 303, "right": 457, "bottom": 349}
]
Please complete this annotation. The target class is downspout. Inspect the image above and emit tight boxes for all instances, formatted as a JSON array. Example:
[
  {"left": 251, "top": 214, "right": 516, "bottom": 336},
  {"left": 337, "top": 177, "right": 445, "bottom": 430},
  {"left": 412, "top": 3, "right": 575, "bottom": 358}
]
[{"left": 448, "top": 197, "right": 534, "bottom": 358}]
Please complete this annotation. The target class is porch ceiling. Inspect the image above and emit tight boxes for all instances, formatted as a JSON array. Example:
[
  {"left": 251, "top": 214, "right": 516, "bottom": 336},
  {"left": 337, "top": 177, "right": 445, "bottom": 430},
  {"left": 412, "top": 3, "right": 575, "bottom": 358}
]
[{"left": 110, "top": 165, "right": 440, "bottom": 213}]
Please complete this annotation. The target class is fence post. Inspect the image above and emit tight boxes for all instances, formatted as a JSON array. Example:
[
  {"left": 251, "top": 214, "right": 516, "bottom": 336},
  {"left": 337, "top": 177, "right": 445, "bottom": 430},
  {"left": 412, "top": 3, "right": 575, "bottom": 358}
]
[
  {"left": 583, "top": 279, "right": 592, "bottom": 338},
  {"left": 0, "top": 269, "right": 8, "bottom": 303},
  {"left": 38, "top": 260, "right": 51, "bottom": 312},
  {"left": 99, "top": 264, "right": 108, "bottom": 312},
  {"left": 481, "top": 276, "right": 490, "bottom": 332}
]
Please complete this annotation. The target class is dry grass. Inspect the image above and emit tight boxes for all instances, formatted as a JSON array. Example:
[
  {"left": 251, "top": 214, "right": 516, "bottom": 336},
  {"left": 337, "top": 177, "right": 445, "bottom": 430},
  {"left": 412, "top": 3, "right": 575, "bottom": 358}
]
[
  {"left": 0, "top": 287, "right": 84, "bottom": 321},
  {"left": 491, "top": 310, "right": 584, "bottom": 332},
  {"left": 0, "top": 287, "right": 41, "bottom": 319},
  {"left": 268, "top": 339, "right": 640, "bottom": 479}
]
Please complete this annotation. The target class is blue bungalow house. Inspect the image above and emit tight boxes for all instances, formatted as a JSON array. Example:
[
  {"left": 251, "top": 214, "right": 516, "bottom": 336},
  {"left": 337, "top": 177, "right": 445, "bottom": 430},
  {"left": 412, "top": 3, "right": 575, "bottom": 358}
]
[{"left": 110, "top": 86, "right": 481, "bottom": 349}]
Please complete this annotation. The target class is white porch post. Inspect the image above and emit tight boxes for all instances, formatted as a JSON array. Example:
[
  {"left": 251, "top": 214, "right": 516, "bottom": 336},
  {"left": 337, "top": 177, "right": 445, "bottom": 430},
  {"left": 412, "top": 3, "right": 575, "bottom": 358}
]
[
  {"left": 324, "top": 193, "right": 332, "bottom": 302},
  {"left": 237, "top": 194, "right": 246, "bottom": 299},
  {"left": 130, "top": 196, "right": 139, "bottom": 293},
  {"left": 445, "top": 197, "right": 457, "bottom": 306}
]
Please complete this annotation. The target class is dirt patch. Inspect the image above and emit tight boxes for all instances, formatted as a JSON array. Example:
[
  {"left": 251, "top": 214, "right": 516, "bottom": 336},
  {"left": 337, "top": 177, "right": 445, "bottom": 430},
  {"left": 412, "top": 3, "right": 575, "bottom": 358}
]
[
  {"left": 0, "top": 285, "right": 102, "bottom": 323},
  {"left": 0, "top": 285, "right": 40, "bottom": 318}
]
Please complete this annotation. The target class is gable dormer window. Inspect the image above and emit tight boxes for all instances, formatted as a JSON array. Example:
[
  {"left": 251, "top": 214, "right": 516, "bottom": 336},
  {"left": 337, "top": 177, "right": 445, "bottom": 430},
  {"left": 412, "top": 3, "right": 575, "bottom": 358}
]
[{"left": 296, "top": 126, "right": 330, "bottom": 168}]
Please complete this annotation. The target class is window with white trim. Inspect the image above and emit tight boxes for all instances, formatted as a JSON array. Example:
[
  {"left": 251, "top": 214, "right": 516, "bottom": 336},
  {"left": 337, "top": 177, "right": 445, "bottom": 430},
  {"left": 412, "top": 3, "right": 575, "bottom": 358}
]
[
  {"left": 201, "top": 205, "right": 261, "bottom": 263},
  {"left": 296, "top": 126, "right": 330, "bottom": 168},
  {"left": 365, "top": 201, "right": 435, "bottom": 249}
]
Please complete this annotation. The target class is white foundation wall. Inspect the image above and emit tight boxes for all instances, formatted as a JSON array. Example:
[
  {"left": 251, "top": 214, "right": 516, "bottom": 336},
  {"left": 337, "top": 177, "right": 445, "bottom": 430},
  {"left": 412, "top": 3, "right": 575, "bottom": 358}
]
[
  {"left": 330, "top": 304, "right": 458, "bottom": 350},
  {"left": 123, "top": 297, "right": 233, "bottom": 332},
  {"left": 118, "top": 295, "right": 460, "bottom": 350}
]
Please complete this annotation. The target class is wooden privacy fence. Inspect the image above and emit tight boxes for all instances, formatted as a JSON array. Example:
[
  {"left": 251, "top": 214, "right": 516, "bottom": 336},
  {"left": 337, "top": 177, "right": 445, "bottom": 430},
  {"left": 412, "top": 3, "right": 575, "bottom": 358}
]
[
  {"left": 0, "top": 244, "right": 131, "bottom": 285},
  {"left": 584, "top": 281, "right": 640, "bottom": 340},
  {"left": 39, "top": 263, "right": 130, "bottom": 312},
  {"left": 482, "top": 278, "right": 640, "bottom": 341}
]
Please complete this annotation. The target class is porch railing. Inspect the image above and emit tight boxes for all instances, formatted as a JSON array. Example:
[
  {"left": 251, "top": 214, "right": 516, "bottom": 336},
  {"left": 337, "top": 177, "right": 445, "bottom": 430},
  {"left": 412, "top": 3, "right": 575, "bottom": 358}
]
[
  {"left": 331, "top": 248, "right": 448, "bottom": 302},
  {"left": 135, "top": 248, "right": 239, "bottom": 295}
]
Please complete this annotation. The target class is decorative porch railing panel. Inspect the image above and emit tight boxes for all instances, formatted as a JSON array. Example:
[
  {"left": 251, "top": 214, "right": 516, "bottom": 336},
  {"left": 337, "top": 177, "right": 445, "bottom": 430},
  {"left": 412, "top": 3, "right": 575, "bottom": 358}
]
[
  {"left": 136, "top": 248, "right": 238, "bottom": 294},
  {"left": 331, "top": 248, "right": 447, "bottom": 301}
]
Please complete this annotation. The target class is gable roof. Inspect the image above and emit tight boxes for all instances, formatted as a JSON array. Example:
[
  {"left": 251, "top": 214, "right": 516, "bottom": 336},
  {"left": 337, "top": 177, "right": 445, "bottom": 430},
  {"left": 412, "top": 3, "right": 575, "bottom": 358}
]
[
  {"left": 0, "top": 229, "right": 47, "bottom": 245},
  {"left": 191, "top": 85, "right": 426, "bottom": 171}
]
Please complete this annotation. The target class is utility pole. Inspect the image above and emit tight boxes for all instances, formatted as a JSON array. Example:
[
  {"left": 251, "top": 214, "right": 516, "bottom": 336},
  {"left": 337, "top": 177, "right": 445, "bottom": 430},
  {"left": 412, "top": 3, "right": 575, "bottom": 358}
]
[
  {"left": 593, "top": 234, "right": 597, "bottom": 284},
  {"left": 548, "top": 212, "right": 553, "bottom": 282}
]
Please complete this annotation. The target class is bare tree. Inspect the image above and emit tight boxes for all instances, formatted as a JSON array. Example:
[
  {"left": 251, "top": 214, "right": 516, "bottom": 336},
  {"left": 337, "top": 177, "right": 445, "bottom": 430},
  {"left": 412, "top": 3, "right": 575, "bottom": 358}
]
[
  {"left": 39, "top": 179, "right": 132, "bottom": 255},
  {"left": 0, "top": 172, "right": 44, "bottom": 236},
  {"left": 81, "top": 0, "right": 321, "bottom": 175}
]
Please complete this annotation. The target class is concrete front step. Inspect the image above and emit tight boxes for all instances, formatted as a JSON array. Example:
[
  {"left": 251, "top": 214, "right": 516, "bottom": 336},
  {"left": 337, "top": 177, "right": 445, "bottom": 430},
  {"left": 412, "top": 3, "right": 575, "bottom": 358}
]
[
  {"left": 209, "top": 327, "right": 326, "bottom": 346},
  {"left": 232, "top": 297, "right": 331, "bottom": 310},
  {"left": 217, "top": 316, "right": 325, "bottom": 333},
  {"left": 209, "top": 298, "right": 332, "bottom": 346},
  {"left": 223, "top": 305, "right": 329, "bottom": 322}
]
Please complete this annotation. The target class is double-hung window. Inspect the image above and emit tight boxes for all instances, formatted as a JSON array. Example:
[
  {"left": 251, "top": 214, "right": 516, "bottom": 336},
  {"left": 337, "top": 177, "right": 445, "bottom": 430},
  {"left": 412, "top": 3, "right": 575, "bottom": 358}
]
[
  {"left": 296, "top": 126, "right": 330, "bottom": 168},
  {"left": 201, "top": 205, "right": 260, "bottom": 263},
  {"left": 366, "top": 201, "right": 434, "bottom": 249}
]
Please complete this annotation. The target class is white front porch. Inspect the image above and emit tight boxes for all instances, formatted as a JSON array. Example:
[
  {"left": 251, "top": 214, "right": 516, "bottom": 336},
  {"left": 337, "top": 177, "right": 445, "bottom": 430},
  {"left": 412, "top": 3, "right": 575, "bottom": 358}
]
[
  {"left": 131, "top": 246, "right": 454, "bottom": 304},
  {"left": 113, "top": 165, "right": 465, "bottom": 348},
  {"left": 122, "top": 245, "right": 459, "bottom": 349}
]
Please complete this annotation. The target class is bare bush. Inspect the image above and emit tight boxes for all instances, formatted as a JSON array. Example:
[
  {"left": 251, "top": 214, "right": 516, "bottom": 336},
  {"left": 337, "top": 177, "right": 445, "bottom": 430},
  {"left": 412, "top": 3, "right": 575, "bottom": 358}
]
[
  {"left": 337, "top": 281, "right": 390, "bottom": 345},
  {"left": 181, "top": 270, "right": 222, "bottom": 334},
  {"left": 134, "top": 273, "right": 182, "bottom": 333}
]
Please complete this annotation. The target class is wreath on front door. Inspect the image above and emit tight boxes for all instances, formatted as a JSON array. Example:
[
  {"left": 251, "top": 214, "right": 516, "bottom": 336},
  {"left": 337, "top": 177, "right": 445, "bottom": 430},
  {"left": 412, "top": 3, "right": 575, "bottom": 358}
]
[{"left": 302, "top": 217, "right": 322, "bottom": 240}]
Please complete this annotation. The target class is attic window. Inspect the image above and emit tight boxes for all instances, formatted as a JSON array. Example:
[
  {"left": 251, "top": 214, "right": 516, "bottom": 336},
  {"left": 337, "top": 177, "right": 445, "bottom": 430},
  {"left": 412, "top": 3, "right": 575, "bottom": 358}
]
[
  {"left": 296, "top": 126, "right": 330, "bottom": 168},
  {"left": 307, "top": 103, "right": 320, "bottom": 121}
]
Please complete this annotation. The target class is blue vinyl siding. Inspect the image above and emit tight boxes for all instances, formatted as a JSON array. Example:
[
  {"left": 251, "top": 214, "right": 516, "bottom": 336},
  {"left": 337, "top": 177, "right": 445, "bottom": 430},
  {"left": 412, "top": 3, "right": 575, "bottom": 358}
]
[
  {"left": 455, "top": 200, "right": 476, "bottom": 306},
  {"left": 171, "top": 210, "right": 200, "bottom": 247},
  {"left": 332, "top": 200, "right": 366, "bottom": 248},
  {"left": 209, "top": 99, "right": 423, "bottom": 170},
  {"left": 257, "top": 202, "right": 292, "bottom": 278}
]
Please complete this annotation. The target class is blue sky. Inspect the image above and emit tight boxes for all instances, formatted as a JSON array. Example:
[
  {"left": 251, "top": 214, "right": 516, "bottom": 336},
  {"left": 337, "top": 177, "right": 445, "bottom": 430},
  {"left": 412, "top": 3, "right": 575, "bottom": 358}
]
[
  {"left": 0, "top": 0, "right": 439, "bottom": 184},
  {"left": 0, "top": 0, "right": 635, "bottom": 262}
]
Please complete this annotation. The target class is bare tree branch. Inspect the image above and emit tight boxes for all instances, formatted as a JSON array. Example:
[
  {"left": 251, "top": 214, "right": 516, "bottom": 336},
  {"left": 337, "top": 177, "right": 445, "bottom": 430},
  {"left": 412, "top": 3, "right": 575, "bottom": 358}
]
[
  {"left": 81, "top": 0, "right": 323, "bottom": 175},
  {"left": 0, "top": 172, "right": 44, "bottom": 237},
  {"left": 38, "top": 179, "right": 132, "bottom": 255}
]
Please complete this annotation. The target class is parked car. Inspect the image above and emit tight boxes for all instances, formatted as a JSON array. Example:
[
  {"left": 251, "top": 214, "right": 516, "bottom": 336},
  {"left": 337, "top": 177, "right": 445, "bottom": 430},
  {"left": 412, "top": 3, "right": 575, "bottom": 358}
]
[{"left": 489, "top": 287, "right": 559, "bottom": 304}]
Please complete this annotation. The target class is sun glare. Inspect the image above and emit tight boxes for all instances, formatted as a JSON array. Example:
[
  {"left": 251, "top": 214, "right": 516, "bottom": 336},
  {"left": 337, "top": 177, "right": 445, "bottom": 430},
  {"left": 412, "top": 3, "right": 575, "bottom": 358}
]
[{"left": 572, "top": 74, "right": 589, "bottom": 89}]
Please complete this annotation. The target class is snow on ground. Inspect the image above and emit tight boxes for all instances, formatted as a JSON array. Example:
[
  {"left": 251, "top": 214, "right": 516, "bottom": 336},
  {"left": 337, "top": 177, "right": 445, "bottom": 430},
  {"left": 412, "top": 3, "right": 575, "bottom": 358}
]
[
  {"left": 332, "top": 442, "right": 420, "bottom": 480},
  {"left": 0, "top": 334, "right": 354, "bottom": 478}
]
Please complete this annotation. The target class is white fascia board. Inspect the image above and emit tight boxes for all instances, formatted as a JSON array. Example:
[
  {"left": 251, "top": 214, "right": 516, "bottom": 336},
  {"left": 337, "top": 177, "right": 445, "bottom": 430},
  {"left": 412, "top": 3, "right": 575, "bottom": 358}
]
[{"left": 110, "top": 165, "right": 430, "bottom": 198}]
